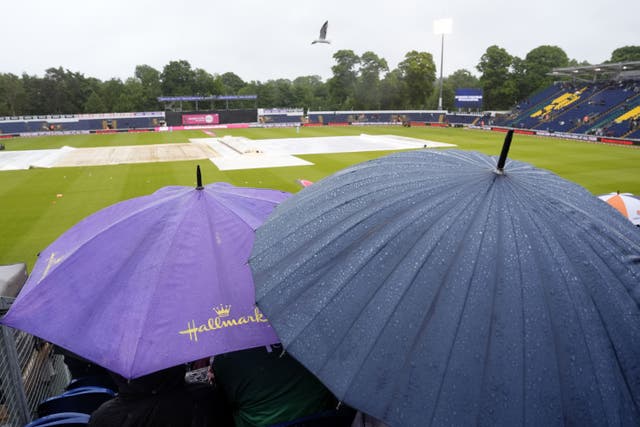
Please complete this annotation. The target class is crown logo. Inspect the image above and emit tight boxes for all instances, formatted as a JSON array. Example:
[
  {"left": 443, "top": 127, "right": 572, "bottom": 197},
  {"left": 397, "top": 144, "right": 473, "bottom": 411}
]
[{"left": 214, "top": 304, "right": 231, "bottom": 317}]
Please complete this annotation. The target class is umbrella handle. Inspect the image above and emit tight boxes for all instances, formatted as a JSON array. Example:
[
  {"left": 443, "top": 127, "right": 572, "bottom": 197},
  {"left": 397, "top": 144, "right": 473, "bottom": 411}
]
[
  {"left": 496, "top": 129, "right": 514, "bottom": 173},
  {"left": 196, "top": 165, "right": 204, "bottom": 190}
]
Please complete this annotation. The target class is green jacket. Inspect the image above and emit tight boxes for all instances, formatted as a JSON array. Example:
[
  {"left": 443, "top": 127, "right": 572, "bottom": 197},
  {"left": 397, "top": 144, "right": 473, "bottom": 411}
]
[{"left": 212, "top": 345, "right": 336, "bottom": 427}]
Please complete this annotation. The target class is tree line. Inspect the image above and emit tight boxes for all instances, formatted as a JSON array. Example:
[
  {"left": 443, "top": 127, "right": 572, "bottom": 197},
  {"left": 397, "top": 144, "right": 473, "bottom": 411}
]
[{"left": 0, "top": 46, "right": 638, "bottom": 116}]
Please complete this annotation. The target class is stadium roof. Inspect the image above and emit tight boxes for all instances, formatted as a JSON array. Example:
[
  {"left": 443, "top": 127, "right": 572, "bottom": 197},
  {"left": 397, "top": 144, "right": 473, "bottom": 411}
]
[{"left": 549, "top": 61, "right": 640, "bottom": 82}]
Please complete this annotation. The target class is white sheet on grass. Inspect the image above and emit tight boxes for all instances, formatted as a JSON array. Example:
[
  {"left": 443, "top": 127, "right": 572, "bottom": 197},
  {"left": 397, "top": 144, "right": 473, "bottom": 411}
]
[{"left": 0, "top": 146, "right": 75, "bottom": 170}]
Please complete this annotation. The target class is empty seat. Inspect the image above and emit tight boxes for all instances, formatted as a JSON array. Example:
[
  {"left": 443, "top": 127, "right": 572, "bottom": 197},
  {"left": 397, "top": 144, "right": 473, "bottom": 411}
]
[
  {"left": 37, "top": 387, "right": 115, "bottom": 418},
  {"left": 24, "top": 411, "right": 90, "bottom": 427}
]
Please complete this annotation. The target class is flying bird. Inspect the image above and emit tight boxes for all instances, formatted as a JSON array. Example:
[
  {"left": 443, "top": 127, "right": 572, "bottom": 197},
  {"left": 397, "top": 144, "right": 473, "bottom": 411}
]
[{"left": 312, "top": 21, "right": 330, "bottom": 44}]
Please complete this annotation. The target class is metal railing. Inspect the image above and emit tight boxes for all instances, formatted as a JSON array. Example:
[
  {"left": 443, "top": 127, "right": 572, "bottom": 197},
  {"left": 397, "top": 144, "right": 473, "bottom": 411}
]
[{"left": 0, "top": 298, "right": 70, "bottom": 427}]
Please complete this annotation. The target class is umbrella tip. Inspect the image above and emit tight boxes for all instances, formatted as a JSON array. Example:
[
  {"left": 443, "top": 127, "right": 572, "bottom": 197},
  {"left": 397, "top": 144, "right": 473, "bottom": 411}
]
[
  {"left": 196, "top": 165, "right": 204, "bottom": 190},
  {"left": 496, "top": 129, "right": 514, "bottom": 174}
]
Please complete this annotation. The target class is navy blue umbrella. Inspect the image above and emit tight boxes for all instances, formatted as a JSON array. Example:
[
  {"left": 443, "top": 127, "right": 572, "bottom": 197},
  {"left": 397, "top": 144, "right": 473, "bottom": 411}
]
[{"left": 250, "top": 132, "right": 640, "bottom": 427}]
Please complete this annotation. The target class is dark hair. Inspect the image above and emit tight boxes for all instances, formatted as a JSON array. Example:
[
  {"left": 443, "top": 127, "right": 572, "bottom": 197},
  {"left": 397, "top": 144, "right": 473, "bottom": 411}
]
[{"left": 111, "top": 365, "right": 187, "bottom": 398}]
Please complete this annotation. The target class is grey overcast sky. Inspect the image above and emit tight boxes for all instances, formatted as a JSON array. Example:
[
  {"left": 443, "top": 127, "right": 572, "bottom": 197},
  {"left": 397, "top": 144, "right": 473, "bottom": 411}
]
[{"left": 2, "top": 0, "right": 639, "bottom": 83}]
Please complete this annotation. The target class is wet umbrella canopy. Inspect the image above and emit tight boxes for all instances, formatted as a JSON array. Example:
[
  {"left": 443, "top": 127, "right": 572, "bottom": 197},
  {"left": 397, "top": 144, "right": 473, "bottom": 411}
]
[
  {"left": 2, "top": 170, "right": 290, "bottom": 379},
  {"left": 250, "top": 135, "right": 640, "bottom": 426}
]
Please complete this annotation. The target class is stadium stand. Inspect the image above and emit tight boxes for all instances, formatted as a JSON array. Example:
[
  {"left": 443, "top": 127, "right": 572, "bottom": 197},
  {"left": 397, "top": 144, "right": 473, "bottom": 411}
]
[
  {"left": 0, "top": 113, "right": 163, "bottom": 135},
  {"left": 305, "top": 111, "right": 480, "bottom": 125},
  {"left": 531, "top": 82, "right": 636, "bottom": 133},
  {"left": 627, "top": 127, "right": 640, "bottom": 139},
  {"left": 493, "top": 77, "right": 638, "bottom": 136},
  {"left": 493, "top": 83, "right": 570, "bottom": 128}
]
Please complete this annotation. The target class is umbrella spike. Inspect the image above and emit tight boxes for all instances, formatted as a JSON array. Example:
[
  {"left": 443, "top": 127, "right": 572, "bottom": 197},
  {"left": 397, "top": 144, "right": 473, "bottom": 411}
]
[
  {"left": 496, "top": 129, "right": 514, "bottom": 174},
  {"left": 196, "top": 165, "right": 204, "bottom": 190}
]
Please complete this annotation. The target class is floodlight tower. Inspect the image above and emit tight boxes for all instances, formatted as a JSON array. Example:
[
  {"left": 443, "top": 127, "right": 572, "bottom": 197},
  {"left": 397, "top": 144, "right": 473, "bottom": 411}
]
[{"left": 433, "top": 18, "right": 453, "bottom": 111}]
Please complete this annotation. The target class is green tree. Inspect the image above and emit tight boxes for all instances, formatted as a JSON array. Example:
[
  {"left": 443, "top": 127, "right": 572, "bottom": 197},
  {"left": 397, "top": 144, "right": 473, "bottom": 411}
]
[
  {"left": 271, "top": 79, "right": 295, "bottom": 107},
  {"left": 134, "top": 65, "right": 162, "bottom": 110},
  {"left": 397, "top": 51, "right": 436, "bottom": 108},
  {"left": 100, "top": 78, "right": 126, "bottom": 112},
  {"left": 117, "top": 78, "right": 145, "bottom": 112},
  {"left": 327, "top": 50, "right": 361, "bottom": 109},
  {"left": 39, "top": 67, "right": 93, "bottom": 114},
  {"left": 161, "top": 60, "right": 196, "bottom": 96},
  {"left": 510, "top": 56, "right": 528, "bottom": 103},
  {"left": 379, "top": 69, "right": 407, "bottom": 110},
  {"left": 21, "top": 74, "right": 46, "bottom": 115},
  {"left": 355, "top": 51, "right": 388, "bottom": 109},
  {"left": 477, "top": 45, "right": 517, "bottom": 110},
  {"left": 522, "top": 45, "right": 569, "bottom": 96},
  {"left": 193, "top": 68, "right": 223, "bottom": 96},
  {"left": 292, "top": 75, "right": 326, "bottom": 110},
  {"left": 84, "top": 90, "right": 107, "bottom": 113},
  {"left": 252, "top": 81, "right": 275, "bottom": 107},
  {"left": 609, "top": 46, "right": 640, "bottom": 63},
  {"left": 219, "top": 72, "right": 246, "bottom": 94},
  {"left": 568, "top": 58, "right": 591, "bottom": 67},
  {"left": 446, "top": 69, "right": 480, "bottom": 92},
  {"left": 0, "top": 73, "right": 26, "bottom": 116},
  {"left": 237, "top": 84, "right": 258, "bottom": 108}
]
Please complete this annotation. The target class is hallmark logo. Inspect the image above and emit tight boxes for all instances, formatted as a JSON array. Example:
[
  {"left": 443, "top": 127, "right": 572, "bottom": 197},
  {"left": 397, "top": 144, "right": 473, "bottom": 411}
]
[
  {"left": 214, "top": 304, "right": 231, "bottom": 317},
  {"left": 179, "top": 306, "right": 269, "bottom": 342}
]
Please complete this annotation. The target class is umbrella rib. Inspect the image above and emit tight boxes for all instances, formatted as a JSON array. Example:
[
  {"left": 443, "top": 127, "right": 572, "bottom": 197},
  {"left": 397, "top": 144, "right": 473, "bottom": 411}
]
[
  {"left": 514, "top": 186, "right": 608, "bottom": 421},
  {"left": 425, "top": 179, "right": 498, "bottom": 425},
  {"left": 511, "top": 186, "right": 530, "bottom": 424},
  {"left": 209, "top": 192, "right": 269, "bottom": 231},
  {"left": 338, "top": 178, "right": 492, "bottom": 418},
  {"left": 253, "top": 169, "right": 462, "bottom": 264},
  {"left": 521, "top": 173, "right": 640, "bottom": 291},
  {"left": 496, "top": 179, "right": 640, "bottom": 417},
  {"left": 257, "top": 177, "right": 465, "bottom": 307},
  {"left": 570, "top": 238, "right": 640, "bottom": 411},
  {"left": 508, "top": 180, "right": 571, "bottom": 421},
  {"left": 473, "top": 180, "right": 524, "bottom": 425},
  {"left": 75, "top": 193, "right": 190, "bottom": 376},
  {"left": 288, "top": 180, "right": 487, "bottom": 399},
  {"left": 545, "top": 220, "right": 639, "bottom": 412},
  {"left": 504, "top": 180, "right": 531, "bottom": 424},
  {"left": 128, "top": 194, "right": 202, "bottom": 375},
  {"left": 36, "top": 191, "right": 184, "bottom": 288}
]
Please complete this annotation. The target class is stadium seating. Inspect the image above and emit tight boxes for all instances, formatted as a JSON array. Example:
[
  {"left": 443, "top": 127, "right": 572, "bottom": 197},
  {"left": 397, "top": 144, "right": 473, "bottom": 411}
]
[
  {"left": 0, "top": 120, "right": 48, "bottom": 134},
  {"left": 306, "top": 111, "right": 489, "bottom": 125},
  {"left": 0, "top": 115, "right": 161, "bottom": 134},
  {"left": 36, "top": 387, "right": 115, "bottom": 417},
  {"left": 25, "top": 412, "right": 90, "bottom": 427},
  {"left": 494, "top": 79, "right": 640, "bottom": 140},
  {"left": 627, "top": 127, "right": 640, "bottom": 139},
  {"left": 445, "top": 114, "right": 478, "bottom": 124},
  {"left": 537, "top": 83, "right": 636, "bottom": 133},
  {"left": 260, "top": 114, "right": 302, "bottom": 124},
  {"left": 494, "top": 83, "right": 570, "bottom": 127}
]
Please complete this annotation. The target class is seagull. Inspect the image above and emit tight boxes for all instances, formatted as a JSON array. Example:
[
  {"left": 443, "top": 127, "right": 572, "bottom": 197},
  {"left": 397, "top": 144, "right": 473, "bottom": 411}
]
[{"left": 312, "top": 21, "right": 330, "bottom": 44}]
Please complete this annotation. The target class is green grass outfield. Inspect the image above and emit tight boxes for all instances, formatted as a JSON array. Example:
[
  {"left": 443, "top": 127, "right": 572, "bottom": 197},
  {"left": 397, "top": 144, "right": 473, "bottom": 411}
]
[{"left": 1, "top": 126, "right": 639, "bottom": 270}]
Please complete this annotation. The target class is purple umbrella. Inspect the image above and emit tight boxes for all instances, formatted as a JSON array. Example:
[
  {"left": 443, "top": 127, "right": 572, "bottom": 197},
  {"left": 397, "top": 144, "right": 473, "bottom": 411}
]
[{"left": 1, "top": 169, "right": 291, "bottom": 379}]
